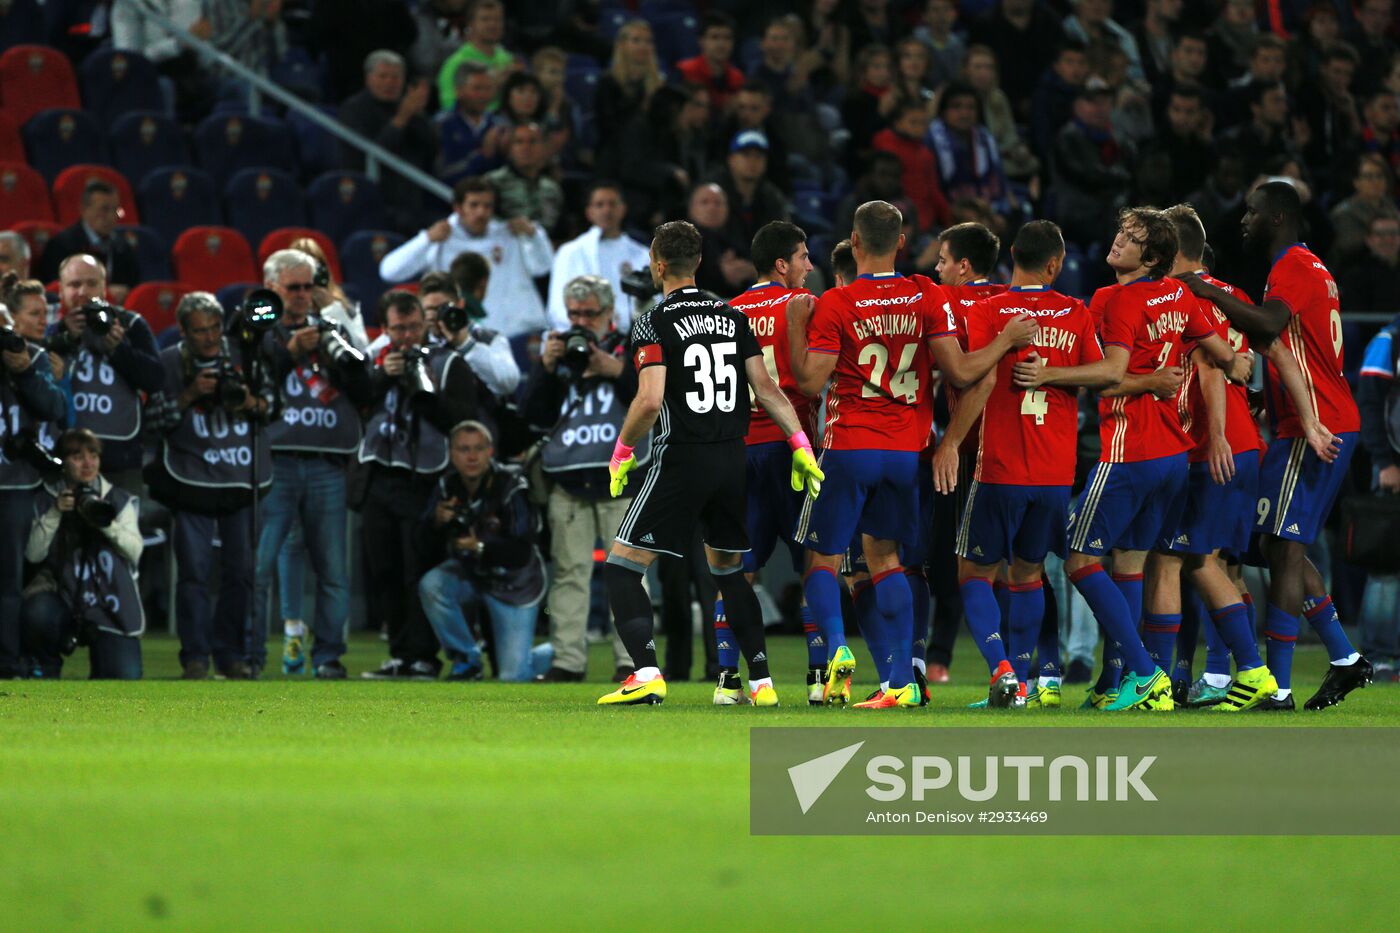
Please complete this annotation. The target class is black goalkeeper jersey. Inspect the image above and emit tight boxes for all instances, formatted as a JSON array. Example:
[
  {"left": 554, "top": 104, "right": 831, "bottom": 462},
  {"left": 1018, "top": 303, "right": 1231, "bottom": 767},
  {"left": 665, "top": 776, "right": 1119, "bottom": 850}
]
[{"left": 629, "top": 286, "right": 762, "bottom": 445}]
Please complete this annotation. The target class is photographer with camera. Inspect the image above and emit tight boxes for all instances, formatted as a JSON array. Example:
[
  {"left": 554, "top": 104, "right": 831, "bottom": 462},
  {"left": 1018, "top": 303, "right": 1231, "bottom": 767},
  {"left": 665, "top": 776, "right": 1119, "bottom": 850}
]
[
  {"left": 251, "top": 249, "right": 372, "bottom": 679},
  {"left": 417, "top": 420, "right": 547, "bottom": 681},
  {"left": 47, "top": 254, "right": 165, "bottom": 492},
  {"left": 420, "top": 266, "right": 519, "bottom": 401},
  {"left": 146, "top": 292, "right": 275, "bottom": 680},
  {"left": 522, "top": 275, "right": 641, "bottom": 682},
  {"left": 22, "top": 429, "right": 144, "bottom": 679},
  {"left": 1, "top": 275, "right": 61, "bottom": 381},
  {"left": 292, "top": 236, "right": 370, "bottom": 352},
  {"left": 0, "top": 296, "right": 66, "bottom": 678},
  {"left": 357, "top": 291, "right": 486, "bottom": 680}
]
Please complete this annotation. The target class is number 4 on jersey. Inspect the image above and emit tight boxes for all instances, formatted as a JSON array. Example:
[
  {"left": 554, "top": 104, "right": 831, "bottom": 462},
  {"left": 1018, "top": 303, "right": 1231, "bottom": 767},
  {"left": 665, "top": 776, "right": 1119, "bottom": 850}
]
[{"left": 1020, "top": 389, "right": 1048, "bottom": 424}]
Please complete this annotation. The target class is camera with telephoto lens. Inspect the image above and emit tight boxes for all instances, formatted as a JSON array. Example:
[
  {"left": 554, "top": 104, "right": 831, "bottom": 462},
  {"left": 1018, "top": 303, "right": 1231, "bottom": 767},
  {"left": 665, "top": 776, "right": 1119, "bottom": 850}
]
[
  {"left": 399, "top": 344, "right": 436, "bottom": 398},
  {"left": 0, "top": 325, "right": 25, "bottom": 354},
  {"left": 233, "top": 288, "right": 281, "bottom": 344},
  {"left": 81, "top": 299, "right": 116, "bottom": 337},
  {"left": 556, "top": 325, "right": 596, "bottom": 380},
  {"left": 313, "top": 261, "right": 330, "bottom": 289},
  {"left": 307, "top": 319, "right": 364, "bottom": 369},
  {"left": 71, "top": 481, "right": 116, "bottom": 528},
  {"left": 444, "top": 502, "right": 479, "bottom": 545},
  {"left": 3, "top": 431, "right": 62, "bottom": 476},
  {"left": 438, "top": 303, "right": 470, "bottom": 334},
  {"left": 192, "top": 355, "right": 249, "bottom": 410},
  {"left": 620, "top": 269, "right": 659, "bottom": 301}
]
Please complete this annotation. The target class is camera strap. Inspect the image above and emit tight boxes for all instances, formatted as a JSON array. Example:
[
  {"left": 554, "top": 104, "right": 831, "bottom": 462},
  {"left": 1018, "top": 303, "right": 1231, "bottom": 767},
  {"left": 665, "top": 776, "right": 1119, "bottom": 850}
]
[{"left": 294, "top": 357, "right": 339, "bottom": 404}]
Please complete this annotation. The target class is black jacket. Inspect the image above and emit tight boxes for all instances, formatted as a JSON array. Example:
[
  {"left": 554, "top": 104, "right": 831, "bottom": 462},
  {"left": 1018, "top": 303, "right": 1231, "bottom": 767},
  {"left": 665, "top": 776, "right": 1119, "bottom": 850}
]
[{"left": 37, "top": 223, "right": 140, "bottom": 288}]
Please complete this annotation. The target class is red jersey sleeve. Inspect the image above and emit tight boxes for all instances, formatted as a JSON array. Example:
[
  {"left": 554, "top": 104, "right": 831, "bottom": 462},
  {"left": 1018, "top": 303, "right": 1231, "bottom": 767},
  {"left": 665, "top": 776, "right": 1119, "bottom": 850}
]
[
  {"left": 1099, "top": 290, "right": 1139, "bottom": 351},
  {"left": 1075, "top": 303, "right": 1105, "bottom": 363},
  {"left": 1182, "top": 296, "right": 1217, "bottom": 345},
  {"left": 1088, "top": 285, "right": 1117, "bottom": 335},
  {"left": 1265, "top": 254, "right": 1307, "bottom": 318},
  {"left": 963, "top": 300, "right": 995, "bottom": 352},
  {"left": 807, "top": 290, "right": 844, "bottom": 355},
  {"left": 919, "top": 278, "right": 958, "bottom": 338}
]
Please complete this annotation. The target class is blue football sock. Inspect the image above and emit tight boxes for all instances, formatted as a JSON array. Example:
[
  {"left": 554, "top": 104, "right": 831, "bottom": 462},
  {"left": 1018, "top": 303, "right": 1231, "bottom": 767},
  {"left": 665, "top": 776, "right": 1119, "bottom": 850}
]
[
  {"left": 959, "top": 577, "right": 1008, "bottom": 672},
  {"left": 1095, "top": 635, "right": 1124, "bottom": 693},
  {"left": 1111, "top": 572, "right": 1144, "bottom": 632},
  {"left": 800, "top": 602, "right": 824, "bottom": 669},
  {"left": 1199, "top": 592, "right": 1232, "bottom": 677},
  {"left": 1007, "top": 581, "right": 1044, "bottom": 683},
  {"left": 853, "top": 581, "right": 889, "bottom": 683},
  {"left": 1303, "top": 594, "right": 1355, "bottom": 663},
  {"left": 994, "top": 581, "right": 1010, "bottom": 641},
  {"left": 874, "top": 568, "right": 914, "bottom": 688},
  {"left": 907, "top": 569, "right": 929, "bottom": 669},
  {"left": 1143, "top": 612, "right": 1182, "bottom": 674},
  {"left": 713, "top": 599, "right": 739, "bottom": 673},
  {"left": 803, "top": 567, "right": 846, "bottom": 657},
  {"left": 1211, "top": 602, "right": 1261, "bottom": 672},
  {"left": 1242, "top": 592, "right": 1256, "bottom": 637},
  {"left": 1175, "top": 591, "right": 1205, "bottom": 682},
  {"left": 1071, "top": 565, "right": 1154, "bottom": 679},
  {"left": 1036, "top": 575, "right": 1062, "bottom": 678},
  {"left": 1263, "top": 605, "right": 1300, "bottom": 690}
]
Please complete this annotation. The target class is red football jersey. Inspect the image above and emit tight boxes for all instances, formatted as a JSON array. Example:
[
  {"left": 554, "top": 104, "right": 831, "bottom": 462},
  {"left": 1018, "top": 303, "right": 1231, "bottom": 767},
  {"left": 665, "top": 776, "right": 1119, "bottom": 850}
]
[
  {"left": 1098, "top": 277, "right": 1217, "bottom": 463},
  {"left": 941, "top": 280, "right": 1008, "bottom": 453},
  {"left": 807, "top": 272, "right": 955, "bottom": 452},
  {"left": 1181, "top": 273, "right": 1262, "bottom": 461},
  {"left": 731, "top": 282, "right": 816, "bottom": 445},
  {"left": 965, "top": 287, "right": 1103, "bottom": 486},
  {"left": 1263, "top": 244, "right": 1360, "bottom": 438},
  {"left": 1088, "top": 282, "right": 1121, "bottom": 334}
]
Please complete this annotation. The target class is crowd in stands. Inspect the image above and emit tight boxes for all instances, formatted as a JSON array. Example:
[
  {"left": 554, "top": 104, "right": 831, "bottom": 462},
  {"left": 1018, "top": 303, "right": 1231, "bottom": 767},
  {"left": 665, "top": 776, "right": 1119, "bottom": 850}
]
[{"left": 0, "top": 0, "right": 1399, "bottom": 682}]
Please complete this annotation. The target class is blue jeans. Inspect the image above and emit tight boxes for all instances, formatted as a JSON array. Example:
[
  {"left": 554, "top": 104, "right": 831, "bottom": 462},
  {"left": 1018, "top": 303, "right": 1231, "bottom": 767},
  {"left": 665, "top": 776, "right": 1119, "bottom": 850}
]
[
  {"left": 175, "top": 506, "right": 254, "bottom": 671},
  {"left": 0, "top": 488, "right": 37, "bottom": 675},
  {"left": 22, "top": 591, "right": 143, "bottom": 680},
  {"left": 252, "top": 456, "right": 349, "bottom": 668},
  {"left": 277, "top": 522, "right": 306, "bottom": 621},
  {"left": 419, "top": 560, "right": 540, "bottom": 682}
]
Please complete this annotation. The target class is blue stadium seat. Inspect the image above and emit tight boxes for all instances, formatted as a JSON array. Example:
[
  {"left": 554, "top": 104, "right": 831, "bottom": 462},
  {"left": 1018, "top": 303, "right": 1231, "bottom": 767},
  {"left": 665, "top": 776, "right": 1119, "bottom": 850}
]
[
  {"left": 308, "top": 171, "right": 386, "bottom": 246},
  {"left": 285, "top": 105, "right": 339, "bottom": 181},
  {"left": 22, "top": 108, "right": 106, "bottom": 182},
  {"left": 340, "top": 229, "right": 405, "bottom": 318},
  {"left": 116, "top": 224, "right": 172, "bottom": 281},
  {"left": 564, "top": 67, "right": 600, "bottom": 113},
  {"left": 269, "top": 47, "right": 325, "bottom": 104},
  {"left": 80, "top": 48, "right": 166, "bottom": 125},
  {"left": 194, "top": 113, "right": 295, "bottom": 187},
  {"left": 108, "top": 111, "right": 190, "bottom": 189},
  {"left": 645, "top": 13, "right": 699, "bottom": 67},
  {"left": 0, "top": 0, "right": 45, "bottom": 50},
  {"left": 137, "top": 165, "right": 220, "bottom": 245},
  {"left": 599, "top": 8, "right": 629, "bottom": 40},
  {"left": 1056, "top": 246, "right": 1089, "bottom": 300},
  {"left": 793, "top": 191, "right": 832, "bottom": 235},
  {"left": 223, "top": 167, "right": 307, "bottom": 249}
]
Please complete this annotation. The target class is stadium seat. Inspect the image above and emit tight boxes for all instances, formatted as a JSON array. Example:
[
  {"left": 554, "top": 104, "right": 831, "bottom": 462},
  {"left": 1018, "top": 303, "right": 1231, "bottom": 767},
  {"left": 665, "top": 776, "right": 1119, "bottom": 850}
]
[
  {"left": 564, "top": 66, "right": 600, "bottom": 112},
  {"left": 11, "top": 218, "right": 60, "bottom": 271},
  {"left": 307, "top": 171, "right": 385, "bottom": 246},
  {"left": 52, "top": 164, "right": 138, "bottom": 226},
  {"left": 108, "top": 111, "right": 191, "bottom": 186},
  {"left": 598, "top": 8, "right": 629, "bottom": 40},
  {"left": 79, "top": 48, "right": 165, "bottom": 125},
  {"left": 285, "top": 105, "right": 339, "bottom": 181},
  {"left": 339, "top": 229, "right": 405, "bottom": 318},
  {"left": 269, "top": 47, "right": 325, "bottom": 104},
  {"left": 137, "top": 166, "right": 220, "bottom": 245},
  {"left": 223, "top": 167, "right": 307, "bottom": 250},
  {"left": 0, "top": 0, "right": 46, "bottom": 50},
  {"left": 0, "top": 160, "right": 53, "bottom": 226},
  {"left": 0, "top": 111, "right": 23, "bottom": 162},
  {"left": 171, "top": 226, "right": 258, "bottom": 292},
  {"left": 215, "top": 281, "right": 262, "bottom": 316},
  {"left": 258, "top": 227, "right": 342, "bottom": 281},
  {"left": 645, "top": 13, "right": 699, "bottom": 67},
  {"left": 22, "top": 108, "right": 107, "bottom": 182},
  {"left": 193, "top": 114, "right": 296, "bottom": 188},
  {"left": 155, "top": 324, "right": 181, "bottom": 349},
  {"left": 124, "top": 281, "right": 187, "bottom": 337},
  {"left": 0, "top": 45, "right": 80, "bottom": 127},
  {"left": 116, "top": 224, "right": 172, "bottom": 282},
  {"left": 1056, "top": 247, "right": 1089, "bottom": 300}
]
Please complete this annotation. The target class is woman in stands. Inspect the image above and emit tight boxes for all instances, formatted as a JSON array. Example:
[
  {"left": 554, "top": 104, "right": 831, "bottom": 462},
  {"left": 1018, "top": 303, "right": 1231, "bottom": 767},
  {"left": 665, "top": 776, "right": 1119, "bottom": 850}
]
[{"left": 595, "top": 19, "right": 663, "bottom": 143}]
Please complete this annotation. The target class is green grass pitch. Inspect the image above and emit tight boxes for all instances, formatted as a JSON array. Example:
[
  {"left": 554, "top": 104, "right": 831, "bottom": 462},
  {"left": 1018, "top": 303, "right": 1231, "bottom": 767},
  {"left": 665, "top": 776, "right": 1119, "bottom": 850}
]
[{"left": 2, "top": 632, "right": 1396, "bottom": 931}]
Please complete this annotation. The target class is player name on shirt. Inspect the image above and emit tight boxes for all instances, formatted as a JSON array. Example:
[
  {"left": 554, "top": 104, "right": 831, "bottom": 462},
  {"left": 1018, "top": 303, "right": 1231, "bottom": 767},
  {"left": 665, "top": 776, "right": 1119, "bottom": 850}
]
[
  {"left": 671, "top": 312, "right": 739, "bottom": 340},
  {"left": 731, "top": 282, "right": 814, "bottom": 446},
  {"left": 851, "top": 309, "right": 921, "bottom": 339}
]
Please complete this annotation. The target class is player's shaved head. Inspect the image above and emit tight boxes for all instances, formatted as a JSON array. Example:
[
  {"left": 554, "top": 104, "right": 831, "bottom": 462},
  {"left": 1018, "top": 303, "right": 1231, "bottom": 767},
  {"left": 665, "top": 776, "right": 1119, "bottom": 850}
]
[
  {"left": 830, "top": 239, "right": 856, "bottom": 284},
  {"left": 1010, "top": 220, "right": 1064, "bottom": 273},
  {"left": 1252, "top": 180, "right": 1302, "bottom": 224},
  {"left": 1118, "top": 206, "right": 1179, "bottom": 278},
  {"left": 853, "top": 200, "right": 903, "bottom": 257},
  {"left": 751, "top": 221, "right": 807, "bottom": 279},
  {"left": 939, "top": 223, "right": 1001, "bottom": 278},
  {"left": 651, "top": 220, "right": 703, "bottom": 278},
  {"left": 1164, "top": 204, "right": 1207, "bottom": 263}
]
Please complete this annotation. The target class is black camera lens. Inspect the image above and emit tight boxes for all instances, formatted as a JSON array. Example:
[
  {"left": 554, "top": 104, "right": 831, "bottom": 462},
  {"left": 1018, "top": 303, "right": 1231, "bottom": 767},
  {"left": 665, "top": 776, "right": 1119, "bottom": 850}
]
[
  {"left": 562, "top": 326, "right": 594, "bottom": 366},
  {"left": 438, "top": 304, "right": 469, "bottom": 334},
  {"left": 73, "top": 483, "right": 116, "bottom": 528},
  {"left": 0, "top": 326, "right": 25, "bottom": 354},
  {"left": 82, "top": 300, "right": 114, "bottom": 337}
]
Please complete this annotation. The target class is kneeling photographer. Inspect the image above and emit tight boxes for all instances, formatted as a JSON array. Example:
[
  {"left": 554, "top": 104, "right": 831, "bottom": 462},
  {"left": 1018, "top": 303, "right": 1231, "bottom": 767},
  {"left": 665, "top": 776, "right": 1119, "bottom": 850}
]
[
  {"left": 357, "top": 291, "right": 486, "bottom": 680},
  {"left": 22, "top": 429, "right": 144, "bottom": 679},
  {"left": 417, "top": 421, "right": 546, "bottom": 681},
  {"left": 0, "top": 304, "right": 66, "bottom": 678},
  {"left": 522, "top": 274, "right": 644, "bottom": 682},
  {"left": 146, "top": 292, "right": 275, "bottom": 680}
]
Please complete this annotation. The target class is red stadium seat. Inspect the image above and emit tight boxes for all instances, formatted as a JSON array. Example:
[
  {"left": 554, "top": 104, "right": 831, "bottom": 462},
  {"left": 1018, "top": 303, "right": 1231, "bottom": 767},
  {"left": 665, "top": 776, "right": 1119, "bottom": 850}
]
[
  {"left": 125, "top": 281, "right": 188, "bottom": 337},
  {"left": 11, "top": 219, "right": 61, "bottom": 272},
  {"left": 0, "top": 160, "right": 53, "bottom": 226},
  {"left": 171, "top": 226, "right": 257, "bottom": 292},
  {"left": 0, "top": 111, "right": 24, "bottom": 163},
  {"left": 52, "top": 164, "right": 139, "bottom": 226},
  {"left": 0, "top": 45, "right": 81, "bottom": 128},
  {"left": 257, "top": 227, "right": 342, "bottom": 282}
]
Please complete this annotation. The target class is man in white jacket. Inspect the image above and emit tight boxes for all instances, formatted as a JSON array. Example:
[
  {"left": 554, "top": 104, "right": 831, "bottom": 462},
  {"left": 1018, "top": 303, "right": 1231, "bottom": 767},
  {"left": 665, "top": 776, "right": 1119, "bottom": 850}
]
[
  {"left": 379, "top": 177, "right": 554, "bottom": 337},
  {"left": 546, "top": 182, "right": 651, "bottom": 332}
]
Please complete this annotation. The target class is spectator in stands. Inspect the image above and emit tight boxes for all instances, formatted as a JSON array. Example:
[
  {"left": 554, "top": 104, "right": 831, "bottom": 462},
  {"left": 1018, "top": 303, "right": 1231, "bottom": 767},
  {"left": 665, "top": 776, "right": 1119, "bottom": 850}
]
[
  {"left": 419, "top": 265, "right": 520, "bottom": 401},
  {"left": 497, "top": 72, "right": 566, "bottom": 153},
  {"left": 595, "top": 19, "right": 663, "bottom": 144},
  {"left": 1221, "top": 34, "right": 1288, "bottom": 129},
  {"left": 718, "top": 83, "right": 791, "bottom": 194},
  {"left": 914, "top": 0, "right": 966, "bottom": 91},
  {"left": 408, "top": 0, "right": 470, "bottom": 82},
  {"left": 291, "top": 237, "right": 368, "bottom": 352},
  {"left": 1353, "top": 90, "right": 1400, "bottom": 180},
  {"left": 310, "top": 0, "right": 417, "bottom": 103},
  {"left": 338, "top": 50, "right": 438, "bottom": 236},
  {"left": 834, "top": 150, "right": 913, "bottom": 242},
  {"left": 873, "top": 99, "right": 950, "bottom": 235},
  {"left": 0, "top": 232, "right": 30, "bottom": 280},
  {"left": 1220, "top": 82, "right": 1300, "bottom": 180},
  {"left": 678, "top": 12, "right": 745, "bottom": 114},
  {"left": 892, "top": 37, "right": 937, "bottom": 117},
  {"left": 48, "top": 255, "right": 165, "bottom": 493},
  {"left": 418, "top": 420, "right": 547, "bottom": 681},
  {"left": 547, "top": 182, "right": 650, "bottom": 331},
  {"left": 39, "top": 181, "right": 139, "bottom": 302},
  {"left": 1347, "top": 0, "right": 1398, "bottom": 93},
  {"left": 1095, "top": 40, "right": 1154, "bottom": 145},
  {"left": 842, "top": 43, "right": 897, "bottom": 171},
  {"left": 357, "top": 292, "right": 485, "bottom": 681},
  {"left": 529, "top": 48, "right": 575, "bottom": 163},
  {"left": 1286, "top": 2, "right": 1342, "bottom": 88},
  {"left": 1151, "top": 30, "right": 1217, "bottom": 123},
  {"left": 1330, "top": 154, "right": 1400, "bottom": 265},
  {"left": 486, "top": 123, "right": 564, "bottom": 236},
  {"left": 436, "top": 0, "right": 516, "bottom": 111},
  {"left": 750, "top": 16, "right": 813, "bottom": 113},
  {"left": 1030, "top": 39, "right": 1090, "bottom": 158},
  {"left": 1338, "top": 215, "right": 1400, "bottom": 312},
  {"left": 252, "top": 249, "right": 372, "bottom": 681},
  {"left": 147, "top": 292, "right": 274, "bottom": 680},
  {"left": 707, "top": 131, "right": 791, "bottom": 259},
  {"left": 963, "top": 45, "right": 1040, "bottom": 183},
  {"left": 437, "top": 61, "right": 508, "bottom": 184},
  {"left": 523, "top": 274, "right": 640, "bottom": 682},
  {"left": 926, "top": 81, "right": 1014, "bottom": 230},
  {"left": 968, "top": 0, "right": 1062, "bottom": 120},
  {"left": 1298, "top": 44, "right": 1362, "bottom": 183},
  {"left": 605, "top": 84, "right": 713, "bottom": 229},
  {"left": 688, "top": 182, "right": 755, "bottom": 295},
  {"left": 1186, "top": 152, "right": 1248, "bottom": 240},
  {"left": 1063, "top": 0, "right": 1144, "bottom": 85},
  {"left": 1051, "top": 79, "right": 1135, "bottom": 248},
  {"left": 1140, "top": 87, "right": 1216, "bottom": 204},
  {"left": 1206, "top": 0, "right": 1260, "bottom": 85},
  {"left": 206, "top": 0, "right": 286, "bottom": 91},
  {"left": 378, "top": 177, "right": 554, "bottom": 338},
  {"left": 799, "top": 0, "right": 852, "bottom": 97},
  {"left": 1129, "top": 0, "right": 1181, "bottom": 88}
]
